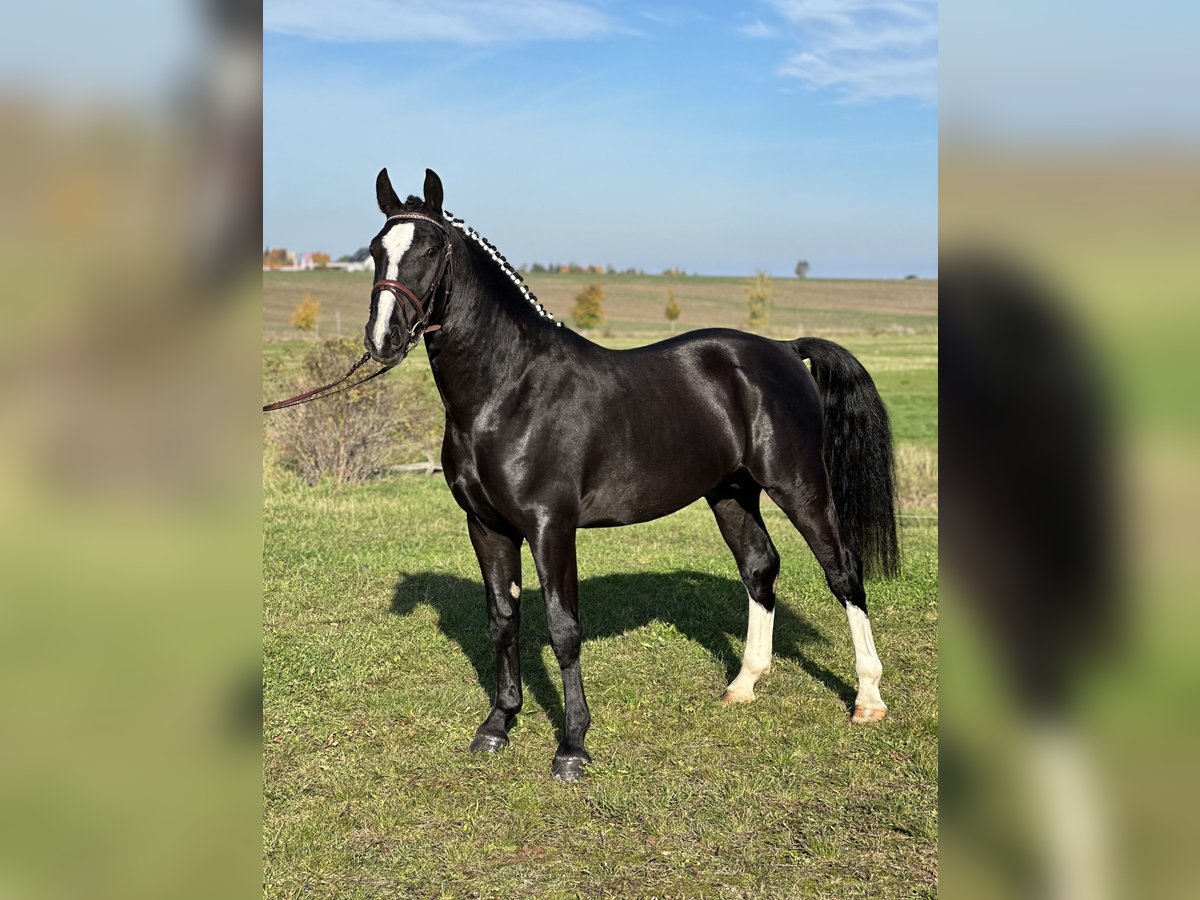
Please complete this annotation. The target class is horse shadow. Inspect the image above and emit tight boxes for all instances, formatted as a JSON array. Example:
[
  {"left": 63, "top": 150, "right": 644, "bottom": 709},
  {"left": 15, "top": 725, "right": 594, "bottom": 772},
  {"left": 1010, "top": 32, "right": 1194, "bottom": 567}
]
[{"left": 389, "top": 569, "right": 854, "bottom": 732}]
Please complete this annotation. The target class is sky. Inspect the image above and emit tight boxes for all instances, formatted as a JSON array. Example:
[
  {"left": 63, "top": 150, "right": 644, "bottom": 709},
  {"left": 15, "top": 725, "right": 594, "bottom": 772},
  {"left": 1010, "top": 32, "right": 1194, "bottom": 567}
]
[{"left": 264, "top": 1, "right": 938, "bottom": 278}]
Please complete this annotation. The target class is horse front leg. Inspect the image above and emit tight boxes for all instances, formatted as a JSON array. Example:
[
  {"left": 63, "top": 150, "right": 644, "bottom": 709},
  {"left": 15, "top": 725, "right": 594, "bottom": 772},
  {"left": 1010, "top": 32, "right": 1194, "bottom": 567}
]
[
  {"left": 529, "top": 521, "right": 591, "bottom": 781},
  {"left": 466, "top": 517, "right": 524, "bottom": 754}
]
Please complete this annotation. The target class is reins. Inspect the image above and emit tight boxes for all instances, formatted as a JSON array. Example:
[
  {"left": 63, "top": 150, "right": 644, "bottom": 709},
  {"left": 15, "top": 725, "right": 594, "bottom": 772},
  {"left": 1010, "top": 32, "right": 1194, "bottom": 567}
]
[
  {"left": 262, "top": 210, "right": 453, "bottom": 413},
  {"left": 262, "top": 352, "right": 392, "bottom": 412}
]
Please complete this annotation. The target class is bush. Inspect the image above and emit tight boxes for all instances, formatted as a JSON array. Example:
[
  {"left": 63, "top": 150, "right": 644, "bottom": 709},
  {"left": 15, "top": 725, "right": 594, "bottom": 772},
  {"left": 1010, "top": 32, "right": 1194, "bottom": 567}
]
[
  {"left": 291, "top": 294, "right": 320, "bottom": 333},
  {"left": 268, "top": 338, "right": 441, "bottom": 484},
  {"left": 745, "top": 271, "right": 775, "bottom": 332},
  {"left": 664, "top": 288, "right": 681, "bottom": 332},
  {"left": 573, "top": 282, "right": 605, "bottom": 331}
]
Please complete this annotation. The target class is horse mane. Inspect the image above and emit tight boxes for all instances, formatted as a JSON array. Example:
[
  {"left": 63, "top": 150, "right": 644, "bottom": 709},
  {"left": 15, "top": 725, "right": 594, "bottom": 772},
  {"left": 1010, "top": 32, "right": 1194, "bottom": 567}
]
[{"left": 442, "top": 208, "right": 562, "bottom": 327}]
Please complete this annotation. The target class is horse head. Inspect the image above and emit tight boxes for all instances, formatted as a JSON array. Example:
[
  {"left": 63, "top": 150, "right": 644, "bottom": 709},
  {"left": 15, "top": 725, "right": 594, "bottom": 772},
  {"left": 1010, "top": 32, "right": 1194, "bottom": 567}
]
[{"left": 363, "top": 168, "right": 453, "bottom": 366}]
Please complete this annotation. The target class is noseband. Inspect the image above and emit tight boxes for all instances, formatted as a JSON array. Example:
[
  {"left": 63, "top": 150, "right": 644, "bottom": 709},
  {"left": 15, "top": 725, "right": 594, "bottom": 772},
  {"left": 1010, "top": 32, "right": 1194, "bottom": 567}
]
[{"left": 372, "top": 211, "right": 454, "bottom": 349}]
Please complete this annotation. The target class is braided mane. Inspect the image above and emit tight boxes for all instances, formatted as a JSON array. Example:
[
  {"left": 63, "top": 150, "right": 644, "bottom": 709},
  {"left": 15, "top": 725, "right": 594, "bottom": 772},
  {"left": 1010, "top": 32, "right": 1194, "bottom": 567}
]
[{"left": 442, "top": 208, "right": 562, "bottom": 327}]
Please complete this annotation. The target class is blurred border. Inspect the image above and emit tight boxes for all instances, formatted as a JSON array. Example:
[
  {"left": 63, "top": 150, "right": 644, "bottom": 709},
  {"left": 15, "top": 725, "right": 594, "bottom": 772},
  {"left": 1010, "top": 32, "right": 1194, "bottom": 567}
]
[
  {"left": 942, "top": 2, "right": 1200, "bottom": 898},
  {"left": 0, "top": 2, "right": 262, "bottom": 898}
]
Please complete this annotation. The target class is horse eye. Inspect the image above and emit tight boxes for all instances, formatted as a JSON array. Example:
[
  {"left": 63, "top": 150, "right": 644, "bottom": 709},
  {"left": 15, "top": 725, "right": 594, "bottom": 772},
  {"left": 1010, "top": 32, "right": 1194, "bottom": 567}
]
[{"left": 425, "top": 247, "right": 438, "bottom": 258}]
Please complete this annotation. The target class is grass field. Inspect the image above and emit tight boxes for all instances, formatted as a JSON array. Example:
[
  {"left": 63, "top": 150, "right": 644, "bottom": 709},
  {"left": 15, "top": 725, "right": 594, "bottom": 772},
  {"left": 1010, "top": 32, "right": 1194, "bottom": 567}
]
[{"left": 263, "top": 275, "right": 938, "bottom": 897}]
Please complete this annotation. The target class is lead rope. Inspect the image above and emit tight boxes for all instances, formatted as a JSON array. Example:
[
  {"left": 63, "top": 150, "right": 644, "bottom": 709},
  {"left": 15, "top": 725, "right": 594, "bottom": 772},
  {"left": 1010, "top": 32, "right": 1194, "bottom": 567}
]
[{"left": 262, "top": 352, "right": 392, "bottom": 412}]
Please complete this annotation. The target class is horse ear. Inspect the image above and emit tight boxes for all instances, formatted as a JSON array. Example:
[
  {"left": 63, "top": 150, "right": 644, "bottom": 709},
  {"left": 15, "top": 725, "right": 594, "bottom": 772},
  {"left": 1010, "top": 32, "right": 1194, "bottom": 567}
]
[
  {"left": 423, "top": 168, "right": 444, "bottom": 214},
  {"left": 376, "top": 168, "right": 403, "bottom": 216}
]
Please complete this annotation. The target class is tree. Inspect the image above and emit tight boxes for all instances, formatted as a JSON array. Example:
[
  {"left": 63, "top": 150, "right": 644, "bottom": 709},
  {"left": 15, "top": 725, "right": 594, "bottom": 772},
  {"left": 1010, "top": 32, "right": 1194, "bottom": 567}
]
[
  {"left": 745, "top": 271, "right": 775, "bottom": 332},
  {"left": 311, "top": 252, "right": 331, "bottom": 268},
  {"left": 263, "top": 247, "right": 290, "bottom": 268},
  {"left": 795, "top": 260, "right": 810, "bottom": 279},
  {"left": 291, "top": 294, "right": 320, "bottom": 333},
  {"left": 664, "top": 288, "right": 681, "bottom": 333},
  {"left": 573, "top": 282, "right": 605, "bottom": 331}
]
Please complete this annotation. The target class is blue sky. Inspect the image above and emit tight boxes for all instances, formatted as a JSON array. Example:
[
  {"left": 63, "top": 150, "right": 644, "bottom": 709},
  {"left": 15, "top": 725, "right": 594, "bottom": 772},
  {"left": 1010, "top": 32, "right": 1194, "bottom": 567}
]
[{"left": 264, "top": 1, "right": 938, "bottom": 278}]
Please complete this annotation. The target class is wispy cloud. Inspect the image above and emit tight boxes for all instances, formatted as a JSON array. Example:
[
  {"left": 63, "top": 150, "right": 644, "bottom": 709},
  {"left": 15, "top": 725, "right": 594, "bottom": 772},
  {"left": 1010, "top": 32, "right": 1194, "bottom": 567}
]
[
  {"left": 264, "top": 0, "right": 624, "bottom": 45},
  {"left": 755, "top": 0, "right": 937, "bottom": 104},
  {"left": 739, "top": 20, "right": 778, "bottom": 39}
]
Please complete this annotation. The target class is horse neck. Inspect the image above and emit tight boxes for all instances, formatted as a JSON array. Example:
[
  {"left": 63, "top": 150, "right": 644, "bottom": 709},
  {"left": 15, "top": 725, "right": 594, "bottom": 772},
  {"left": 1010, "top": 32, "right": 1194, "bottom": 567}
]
[{"left": 425, "top": 235, "right": 562, "bottom": 422}]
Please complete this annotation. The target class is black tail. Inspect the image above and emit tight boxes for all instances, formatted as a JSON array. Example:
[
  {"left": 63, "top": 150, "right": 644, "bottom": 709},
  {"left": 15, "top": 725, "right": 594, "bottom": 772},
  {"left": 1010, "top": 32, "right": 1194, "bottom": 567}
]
[{"left": 794, "top": 338, "right": 899, "bottom": 578}]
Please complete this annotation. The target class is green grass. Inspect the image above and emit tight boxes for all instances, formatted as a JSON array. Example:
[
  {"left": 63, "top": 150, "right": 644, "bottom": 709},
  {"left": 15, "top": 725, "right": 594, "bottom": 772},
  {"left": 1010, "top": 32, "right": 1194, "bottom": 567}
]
[
  {"left": 264, "top": 277, "right": 938, "bottom": 896},
  {"left": 264, "top": 474, "right": 937, "bottom": 898}
]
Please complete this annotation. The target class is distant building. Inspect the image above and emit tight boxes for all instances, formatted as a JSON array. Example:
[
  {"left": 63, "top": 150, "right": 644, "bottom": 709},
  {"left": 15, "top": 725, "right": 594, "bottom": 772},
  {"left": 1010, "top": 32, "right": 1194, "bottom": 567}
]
[
  {"left": 343, "top": 247, "right": 372, "bottom": 273},
  {"left": 264, "top": 247, "right": 372, "bottom": 273}
]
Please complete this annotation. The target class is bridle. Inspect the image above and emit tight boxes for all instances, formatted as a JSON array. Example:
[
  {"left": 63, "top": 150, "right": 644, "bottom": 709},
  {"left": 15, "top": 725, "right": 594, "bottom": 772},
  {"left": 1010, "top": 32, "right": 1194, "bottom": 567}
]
[
  {"left": 371, "top": 210, "right": 454, "bottom": 349},
  {"left": 262, "top": 210, "right": 454, "bottom": 413}
]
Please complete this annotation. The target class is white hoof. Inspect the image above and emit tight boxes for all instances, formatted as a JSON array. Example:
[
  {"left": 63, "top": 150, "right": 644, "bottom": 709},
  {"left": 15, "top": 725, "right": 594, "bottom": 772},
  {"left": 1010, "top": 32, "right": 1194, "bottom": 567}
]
[{"left": 851, "top": 704, "right": 888, "bottom": 723}]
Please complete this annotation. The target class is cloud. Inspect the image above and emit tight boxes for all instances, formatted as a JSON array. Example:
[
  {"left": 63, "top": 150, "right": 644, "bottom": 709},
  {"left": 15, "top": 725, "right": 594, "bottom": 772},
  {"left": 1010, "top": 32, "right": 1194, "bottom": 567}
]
[
  {"left": 757, "top": 0, "right": 937, "bottom": 104},
  {"left": 739, "top": 20, "right": 778, "bottom": 39},
  {"left": 264, "top": 0, "right": 622, "bottom": 45}
]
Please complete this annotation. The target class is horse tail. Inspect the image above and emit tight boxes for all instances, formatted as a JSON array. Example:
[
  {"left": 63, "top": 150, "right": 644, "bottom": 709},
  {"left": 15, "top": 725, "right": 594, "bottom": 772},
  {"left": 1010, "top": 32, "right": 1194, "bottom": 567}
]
[{"left": 793, "top": 337, "right": 899, "bottom": 578}]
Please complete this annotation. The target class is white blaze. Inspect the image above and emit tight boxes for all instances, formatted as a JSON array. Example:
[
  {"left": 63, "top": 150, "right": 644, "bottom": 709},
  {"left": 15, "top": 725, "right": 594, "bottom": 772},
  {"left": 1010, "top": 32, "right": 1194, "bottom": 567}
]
[
  {"left": 372, "top": 293, "right": 395, "bottom": 352},
  {"left": 371, "top": 222, "right": 415, "bottom": 351}
]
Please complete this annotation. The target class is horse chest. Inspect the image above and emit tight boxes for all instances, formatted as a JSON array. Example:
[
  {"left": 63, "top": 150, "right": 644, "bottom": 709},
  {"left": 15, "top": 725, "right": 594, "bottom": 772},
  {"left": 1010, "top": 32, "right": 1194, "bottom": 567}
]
[{"left": 441, "top": 427, "right": 529, "bottom": 524}]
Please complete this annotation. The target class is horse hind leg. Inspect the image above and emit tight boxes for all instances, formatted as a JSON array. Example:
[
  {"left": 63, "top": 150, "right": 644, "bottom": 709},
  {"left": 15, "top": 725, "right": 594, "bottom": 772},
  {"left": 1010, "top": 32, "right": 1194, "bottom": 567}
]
[
  {"left": 766, "top": 481, "right": 887, "bottom": 723},
  {"left": 706, "top": 481, "right": 780, "bottom": 705}
]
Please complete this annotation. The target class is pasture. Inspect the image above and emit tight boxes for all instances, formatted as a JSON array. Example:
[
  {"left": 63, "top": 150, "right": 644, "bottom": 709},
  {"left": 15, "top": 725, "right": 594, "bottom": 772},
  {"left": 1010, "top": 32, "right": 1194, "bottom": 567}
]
[
  {"left": 263, "top": 268, "right": 938, "bottom": 339},
  {"left": 263, "top": 273, "right": 938, "bottom": 898}
]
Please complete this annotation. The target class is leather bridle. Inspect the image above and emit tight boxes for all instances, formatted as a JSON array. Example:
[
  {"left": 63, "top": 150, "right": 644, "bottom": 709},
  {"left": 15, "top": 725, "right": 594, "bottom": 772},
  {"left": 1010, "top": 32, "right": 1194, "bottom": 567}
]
[
  {"left": 262, "top": 211, "right": 453, "bottom": 413},
  {"left": 371, "top": 211, "right": 454, "bottom": 349}
]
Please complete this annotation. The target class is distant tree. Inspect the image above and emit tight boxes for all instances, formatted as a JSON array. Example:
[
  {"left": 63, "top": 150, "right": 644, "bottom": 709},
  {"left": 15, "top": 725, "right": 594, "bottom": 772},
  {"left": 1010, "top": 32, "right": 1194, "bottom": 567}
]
[
  {"left": 291, "top": 294, "right": 320, "bottom": 333},
  {"left": 530, "top": 262, "right": 546, "bottom": 273},
  {"left": 904, "top": 274, "right": 919, "bottom": 280},
  {"left": 573, "top": 282, "right": 606, "bottom": 331},
  {"left": 664, "top": 288, "right": 681, "bottom": 333},
  {"left": 794, "top": 260, "right": 810, "bottom": 279},
  {"left": 311, "top": 252, "right": 331, "bottom": 268},
  {"left": 263, "top": 247, "right": 290, "bottom": 269},
  {"left": 745, "top": 271, "right": 775, "bottom": 332}
]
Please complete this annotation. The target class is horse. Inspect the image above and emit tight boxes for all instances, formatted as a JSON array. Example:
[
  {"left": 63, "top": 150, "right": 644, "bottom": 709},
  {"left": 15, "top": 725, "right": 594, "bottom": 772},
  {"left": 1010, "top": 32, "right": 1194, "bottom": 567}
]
[{"left": 365, "top": 168, "right": 898, "bottom": 780}]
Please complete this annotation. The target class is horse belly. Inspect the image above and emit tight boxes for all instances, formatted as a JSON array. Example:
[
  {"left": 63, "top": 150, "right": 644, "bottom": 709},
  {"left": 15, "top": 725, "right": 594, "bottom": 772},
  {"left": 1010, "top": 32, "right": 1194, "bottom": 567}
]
[{"left": 577, "top": 431, "right": 734, "bottom": 527}]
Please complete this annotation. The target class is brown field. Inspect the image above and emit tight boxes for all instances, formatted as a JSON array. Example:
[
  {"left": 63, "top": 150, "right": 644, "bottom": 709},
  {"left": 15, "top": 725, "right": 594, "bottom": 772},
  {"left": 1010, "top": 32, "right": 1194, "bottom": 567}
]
[{"left": 263, "top": 269, "right": 937, "bottom": 340}]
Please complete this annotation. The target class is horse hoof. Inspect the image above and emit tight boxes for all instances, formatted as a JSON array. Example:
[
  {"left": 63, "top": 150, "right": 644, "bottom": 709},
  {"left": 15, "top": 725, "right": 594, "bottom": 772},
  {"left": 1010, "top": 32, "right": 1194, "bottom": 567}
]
[
  {"left": 722, "top": 688, "right": 755, "bottom": 705},
  {"left": 469, "top": 733, "right": 508, "bottom": 754},
  {"left": 851, "top": 705, "right": 887, "bottom": 723},
  {"left": 551, "top": 754, "right": 590, "bottom": 782}
]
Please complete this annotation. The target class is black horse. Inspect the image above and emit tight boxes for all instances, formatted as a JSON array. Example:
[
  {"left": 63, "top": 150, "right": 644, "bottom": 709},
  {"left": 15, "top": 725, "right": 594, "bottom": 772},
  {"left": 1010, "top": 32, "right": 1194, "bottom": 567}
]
[{"left": 365, "top": 168, "right": 898, "bottom": 780}]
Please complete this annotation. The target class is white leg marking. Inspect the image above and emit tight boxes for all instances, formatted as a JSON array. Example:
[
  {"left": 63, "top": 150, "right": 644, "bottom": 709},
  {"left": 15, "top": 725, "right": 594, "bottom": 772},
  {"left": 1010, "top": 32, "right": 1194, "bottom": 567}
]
[
  {"left": 846, "top": 603, "right": 887, "bottom": 721},
  {"left": 509, "top": 582, "right": 520, "bottom": 599},
  {"left": 723, "top": 592, "right": 774, "bottom": 704}
]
